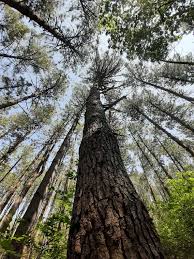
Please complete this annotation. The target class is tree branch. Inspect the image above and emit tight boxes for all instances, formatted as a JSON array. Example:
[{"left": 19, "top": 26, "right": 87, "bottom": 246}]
[
  {"left": 0, "top": 52, "right": 32, "bottom": 60},
  {"left": 104, "top": 96, "right": 126, "bottom": 111},
  {"left": 0, "top": 0, "right": 80, "bottom": 55}
]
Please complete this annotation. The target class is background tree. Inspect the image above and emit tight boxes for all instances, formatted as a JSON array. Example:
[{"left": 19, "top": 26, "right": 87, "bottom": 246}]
[
  {"left": 99, "top": 0, "right": 194, "bottom": 60},
  {"left": 0, "top": 0, "right": 194, "bottom": 258}
]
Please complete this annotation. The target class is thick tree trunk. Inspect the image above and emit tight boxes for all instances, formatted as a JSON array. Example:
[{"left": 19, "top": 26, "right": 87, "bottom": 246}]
[{"left": 67, "top": 87, "right": 164, "bottom": 258}]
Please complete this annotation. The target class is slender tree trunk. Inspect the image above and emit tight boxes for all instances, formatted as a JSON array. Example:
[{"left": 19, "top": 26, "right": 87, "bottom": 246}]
[
  {"left": 143, "top": 169, "right": 157, "bottom": 204},
  {"left": 159, "top": 59, "right": 194, "bottom": 66},
  {"left": 67, "top": 87, "right": 164, "bottom": 258},
  {"left": 130, "top": 130, "right": 170, "bottom": 198},
  {"left": 0, "top": 0, "right": 79, "bottom": 54},
  {"left": 134, "top": 77, "right": 194, "bottom": 103},
  {"left": 7, "top": 109, "right": 82, "bottom": 258},
  {"left": 148, "top": 181, "right": 157, "bottom": 203},
  {"left": 0, "top": 82, "right": 58, "bottom": 110},
  {"left": 39, "top": 166, "right": 63, "bottom": 223},
  {"left": 135, "top": 107, "right": 194, "bottom": 158},
  {"left": 0, "top": 132, "right": 29, "bottom": 163},
  {"left": 155, "top": 137, "right": 185, "bottom": 172},
  {"left": 0, "top": 123, "right": 66, "bottom": 214},
  {"left": 161, "top": 75, "right": 194, "bottom": 84},
  {"left": 104, "top": 96, "right": 126, "bottom": 111},
  {"left": 137, "top": 133, "right": 172, "bottom": 179},
  {"left": 0, "top": 156, "right": 22, "bottom": 184},
  {"left": 0, "top": 53, "right": 32, "bottom": 61},
  {"left": 25, "top": 172, "right": 66, "bottom": 259},
  {"left": 56, "top": 148, "right": 76, "bottom": 232},
  {"left": 0, "top": 141, "right": 50, "bottom": 213},
  {"left": 0, "top": 143, "right": 55, "bottom": 232},
  {"left": 0, "top": 128, "right": 13, "bottom": 139},
  {"left": 138, "top": 156, "right": 157, "bottom": 204},
  {"left": 21, "top": 174, "right": 61, "bottom": 259},
  {"left": 150, "top": 101, "right": 194, "bottom": 134}
]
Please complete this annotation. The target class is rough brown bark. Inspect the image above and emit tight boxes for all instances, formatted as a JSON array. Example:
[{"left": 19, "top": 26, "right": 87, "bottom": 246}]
[{"left": 67, "top": 87, "right": 164, "bottom": 258}]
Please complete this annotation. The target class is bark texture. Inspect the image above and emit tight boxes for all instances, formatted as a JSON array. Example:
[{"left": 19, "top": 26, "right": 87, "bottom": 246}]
[{"left": 67, "top": 87, "right": 164, "bottom": 258}]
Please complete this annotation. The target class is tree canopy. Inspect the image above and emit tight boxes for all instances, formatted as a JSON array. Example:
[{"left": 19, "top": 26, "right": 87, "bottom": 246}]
[{"left": 0, "top": 0, "right": 194, "bottom": 258}]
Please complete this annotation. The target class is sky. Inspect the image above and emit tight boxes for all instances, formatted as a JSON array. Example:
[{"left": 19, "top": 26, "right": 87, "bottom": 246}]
[
  {"left": 170, "top": 33, "right": 194, "bottom": 56},
  {"left": 1, "top": 0, "right": 194, "bottom": 228}
]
